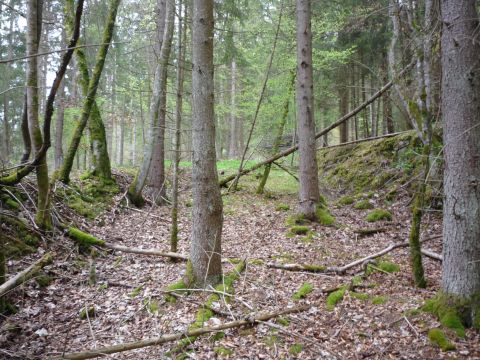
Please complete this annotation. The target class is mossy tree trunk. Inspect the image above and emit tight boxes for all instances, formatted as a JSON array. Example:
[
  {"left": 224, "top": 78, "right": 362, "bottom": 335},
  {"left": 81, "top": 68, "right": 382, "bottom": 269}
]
[
  {"left": 127, "top": 0, "right": 174, "bottom": 206},
  {"left": 58, "top": 0, "right": 121, "bottom": 184},
  {"left": 257, "top": 70, "right": 295, "bottom": 194},
  {"left": 171, "top": 0, "right": 186, "bottom": 253},
  {"left": 190, "top": 0, "right": 223, "bottom": 286},
  {"left": 64, "top": 0, "right": 112, "bottom": 181},
  {"left": 440, "top": 0, "right": 480, "bottom": 327}
]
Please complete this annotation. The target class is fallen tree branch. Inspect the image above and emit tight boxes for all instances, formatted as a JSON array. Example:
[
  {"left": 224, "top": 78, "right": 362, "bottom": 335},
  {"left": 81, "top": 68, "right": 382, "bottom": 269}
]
[
  {"left": 421, "top": 248, "right": 442, "bottom": 261},
  {"left": 219, "top": 62, "right": 415, "bottom": 187},
  {"left": 316, "top": 131, "right": 410, "bottom": 151},
  {"left": 0, "top": 253, "right": 53, "bottom": 297},
  {"left": 49, "top": 305, "right": 310, "bottom": 360},
  {"left": 104, "top": 243, "right": 188, "bottom": 261},
  {"left": 268, "top": 234, "right": 442, "bottom": 274},
  {"left": 353, "top": 227, "right": 388, "bottom": 237}
]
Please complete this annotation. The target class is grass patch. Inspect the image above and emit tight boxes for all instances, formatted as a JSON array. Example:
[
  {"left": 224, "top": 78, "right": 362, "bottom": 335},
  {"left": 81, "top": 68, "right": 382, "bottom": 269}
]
[
  {"left": 326, "top": 286, "right": 347, "bottom": 310},
  {"left": 365, "top": 209, "right": 392, "bottom": 222},
  {"left": 214, "top": 347, "right": 233, "bottom": 356},
  {"left": 289, "top": 343, "right": 303, "bottom": 355},
  {"left": 354, "top": 200, "right": 374, "bottom": 210},
  {"left": 338, "top": 196, "right": 355, "bottom": 206},
  {"left": 285, "top": 213, "right": 308, "bottom": 227},
  {"left": 275, "top": 203, "right": 290, "bottom": 211},
  {"left": 316, "top": 206, "right": 335, "bottom": 226},
  {"left": 288, "top": 225, "right": 309, "bottom": 236},
  {"left": 292, "top": 282, "right": 314, "bottom": 300},
  {"left": 372, "top": 295, "right": 388, "bottom": 305},
  {"left": 351, "top": 292, "right": 370, "bottom": 301}
]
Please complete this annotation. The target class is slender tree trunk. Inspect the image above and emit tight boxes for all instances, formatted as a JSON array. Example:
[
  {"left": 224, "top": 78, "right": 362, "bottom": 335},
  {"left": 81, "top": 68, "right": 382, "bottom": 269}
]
[
  {"left": 127, "top": 0, "right": 174, "bottom": 206},
  {"left": 54, "top": 82, "right": 65, "bottom": 169},
  {"left": 119, "top": 96, "right": 126, "bottom": 166},
  {"left": 190, "top": 0, "right": 223, "bottom": 286},
  {"left": 351, "top": 63, "right": 358, "bottom": 140},
  {"left": 441, "top": 0, "right": 480, "bottom": 326},
  {"left": 257, "top": 70, "right": 295, "bottom": 194},
  {"left": 228, "top": 59, "right": 237, "bottom": 159},
  {"left": 2, "top": 95, "right": 10, "bottom": 162},
  {"left": 296, "top": 0, "right": 320, "bottom": 220},
  {"left": 59, "top": 0, "right": 121, "bottom": 183},
  {"left": 171, "top": 0, "right": 186, "bottom": 253},
  {"left": 338, "top": 69, "right": 349, "bottom": 143}
]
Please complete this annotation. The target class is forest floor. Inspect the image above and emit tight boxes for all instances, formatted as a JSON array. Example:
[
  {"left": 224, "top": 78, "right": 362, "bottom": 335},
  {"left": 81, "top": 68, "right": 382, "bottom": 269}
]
[{"left": 1, "top": 160, "right": 480, "bottom": 359}]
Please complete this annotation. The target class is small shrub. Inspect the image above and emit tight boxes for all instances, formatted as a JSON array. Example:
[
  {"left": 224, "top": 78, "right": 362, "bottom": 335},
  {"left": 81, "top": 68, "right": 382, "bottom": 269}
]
[{"left": 365, "top": 209, "right": 392, "bottom": 222}]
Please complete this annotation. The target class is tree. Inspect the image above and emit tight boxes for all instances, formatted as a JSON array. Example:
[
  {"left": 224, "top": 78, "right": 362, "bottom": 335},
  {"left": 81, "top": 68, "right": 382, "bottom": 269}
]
[
  {"left": 440, "top": 0, "right": 480, "bottom": 327},
  {"left": 189, "top": 0, "right": 223, "bottom": 286},
  {"left": 296, "top": 0, "right": 320, "bottom": 220}
]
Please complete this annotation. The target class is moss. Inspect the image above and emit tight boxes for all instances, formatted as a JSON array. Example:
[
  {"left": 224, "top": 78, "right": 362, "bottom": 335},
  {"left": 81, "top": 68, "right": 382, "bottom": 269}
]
[
  {"left": 366, "top": 260, "right": 400, "bottom": 275},
  {"left": 288, "top": 225, "right": 309, "bottom": 235},
  {"left": 372, "top": 296, "right": 388, "bottom": 305},
  {"left": 79, "top": 306, "right": 95, "bottom": 319},
  {"left": 354, "top": 200, "right": 374, "bottom": 210},
  {"left": 422, "top": 293, "right": 470, "bottom": 338},
  {"left": 300, "top": 231, "right": 315, "bottom": 244},
  {"left": 214, "top": 347, "right": 233, "bottom": 356},
  {"left": 68, "top": 227, "right": 105, "bottom": 247},
  {"left": 315, "top": 206, "right": 335, "bottom": 226},
  {"left": 385, "top": 188, "right": 397, "bottom": 202},
  {"left": 129, "top": 285, "right": 143, "bottom": 298},
  {"left": 303, "top": 264, "right": 326, "bottom": 272},
  {"left": 165, "top": 279, "right": 188, "bottom": 303},
  {"left": 404, "top": 308, "right": 421, "bottom": 317},
  {"left": 289, "top": 343, "right": 303, "bottom": 355},
  {"left": 292, "top": 282, "right": 314, "bottom": 300},
  {"left": 249, "top": 259, "right": 264, "bottom": 266},
  {"left": 326, "top": 286, "right": 347, "bottom": 310},
  {"left": 275, "top": 203, "right": 290, "bottom": 211},
  {"left": 277, "top": 316, "right": 290, "bottom": 326},
  {"left": 35, "top": 273, "right": 53, "bottom": 288},
  {"left": 211, "top": 331, "right": 225, "bottom": 341},
  {"left": 5, "top": 198, "right": 20, "bottom": 210},
  {"left": 338, "top": 196, "right": 354, "bottom": 206},
  {"left": 351, "top": 276, "right": 363, "bottom": 286},
  {"left": 365, "top": 209, "right": 392, "bottom": 222},
  {"left": 351, "top": 292, "right": 370, "bottom": 301},
  {"left": 285, "top": 213, "right": 307, "bottom": 227},
  {"left": 264, "top": 335, "right": 282, "bottom": 348},
  {"left": 428, "top": 328, "right": 456, "bottom": 351}
]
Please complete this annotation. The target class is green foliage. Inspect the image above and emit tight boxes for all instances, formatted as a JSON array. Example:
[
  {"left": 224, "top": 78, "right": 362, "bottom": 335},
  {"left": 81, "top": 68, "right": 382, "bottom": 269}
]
[
  {"left": 277, "top": 317, "right": 290, "bottom": 326},
  {"left": 285, "top": 214, "right": 307, "bottom": 227},
  {"left": 288, "top": 225, "right": 309, "bottom": 235},
  {"left": 68, "top": 227, "right": 105, "bottom": 247},
  {"left": 354, "top": 200, "right": 374, "bottom": 210},
  {"left": 292, "top": 282, "right": 314, "bottom": 300},
  {"left": 326, "top": 286, "right": 347, "bottom": 310},
  {"left": 365, "top": 209, "right": 392, "bottom": 222},
  {"left": 350, "top": 292, "right": 370, "bottom": 301},
  {"left": 79, "top": 306, "right": 96, "bottom": 320},
  {"left": 35, "top": 273, "right": 53, "bottom": 288},
  {"left": 129, "top": 285, "right": 143, "bottom": 298},
  {"left": 372, "top": 296, "right": 388, "bottom": 305},
  {"left": 315, "top": 206, "right": 335, "bottom": 226},
  {"left": 428, "top": 328, "right": 456, "bottom": 351},
  {"left": 275, "top": 203, "right": 290, "bottom": 211},
  {"left": 366, "top": 260, "right": 400, "bottom": 275},
  {"left": 214, "top": 347, "right": 233, "bottom": 356}
]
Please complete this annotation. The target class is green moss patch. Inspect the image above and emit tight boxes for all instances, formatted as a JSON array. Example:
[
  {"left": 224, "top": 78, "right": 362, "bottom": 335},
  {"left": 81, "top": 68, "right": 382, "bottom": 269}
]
[
  {"left": 68, "top": 227, "right": 105, "bottom": 247},
  {"left": 289, "top": 343, "right": 303, "bottom": 355},
  {"left": 354, "top": 200, "right": 374, "bottom": 210},
  {"left": 366, "top": 260, "right": 400, "bottom": 275},
  {"left": 315, "top": 206, "right": 335, "bottom": 226},
  {"left": 365, "top": 209, "right": 392, "bottom": 222},
  {"left": 79, "top": 306, "right": 96, "bottom": 320},
  {"left": 338, "top": 196, "right": 355, "bottom": 206},
  {"left": 214, "top": 346, "right": 233, "bottom": 356},
  {"left": 372, "top": 296, "right": 388, "bottom": 305},
  {"left": 428, "top": 328, "right": 456, "bottom": 351},
  {"left": 285, "top": 214, "right": 308, "bottom": 227},
  {"left": 326, "top": 286, "right": 347, "bottom": 310},
  {"left": 288, "top": 225, "right": 309, "bottom": 236},
  {"left": 275, "top": 203, "right": 290, "bottom": 211},
  {"left": 292, "top": 282, "right": 314, "bottom": 300}
]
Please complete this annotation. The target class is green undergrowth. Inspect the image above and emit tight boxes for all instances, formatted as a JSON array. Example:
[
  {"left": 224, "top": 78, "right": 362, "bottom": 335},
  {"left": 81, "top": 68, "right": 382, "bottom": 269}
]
[
  {"left": 0, "top": 215, "right": 40, "bottom": 258},
  {"left": 317, "top": 131, "right": 422, "bottom": 195},
  {"left": 338, "top": 195, "right": 355, "bottom": 206},
  {"left": 170, "top": 260, "right": 246, "bottom": 355},
  {"left": 365, "top": 209, "right": 392, "bottom": 222},
  {"left": 59, "top": 175, "right": 119, "bottom": 219},
  {"left": 292, "top": 282, "right": 314, "bottom": 300},
  {"left": 366, "top": 260, "right": 400, "bottom": 275},
  {"left": 326, "top": 285, "right": 347, "bottom": 310},
  {"left": 428, "top": 328, "right": 456, "bottom": 351},
  {"left": 354, "top": 200, "right": 374, "bottom": 210}
]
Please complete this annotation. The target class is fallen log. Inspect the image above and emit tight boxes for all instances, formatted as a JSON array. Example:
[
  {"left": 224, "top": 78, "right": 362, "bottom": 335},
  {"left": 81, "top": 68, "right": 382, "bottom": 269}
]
[
  {"left": 219, "top": 62, "right": 415, "bottom": 187},
  {"left": 421, "top": 248, "right": 442, "bottom": 261},
  {"left": 353, "top": 227, "right": 387, "bottom": 236},
  {"left": 0, "top": 253, "right": 53, "bottom": 297},
  {"left": 49, "top": 305, "right": 310, "bottom": 360},
  {"left": 268, "top": 234, "right": 442, "bottom": 274}
]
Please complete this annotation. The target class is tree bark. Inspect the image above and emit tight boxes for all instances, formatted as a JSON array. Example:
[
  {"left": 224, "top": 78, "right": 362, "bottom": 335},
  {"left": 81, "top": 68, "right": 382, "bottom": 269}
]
[
  {"left": 441, "top": 0, "right": 480, "bottom": 326},
  {"left": 228, "top": 59, "right": 237, "bottom": 159},
  {"left": 190, "top": 0, "right": 223, "bottom": 286},
  {"left": 127, "top": 0, "right": 173, "bottom": 206},
  {"left": 54, "top": 82, "right": 65, "bottom": 169},
  {"left": 58, "top": 0, "right": 121, "bottom": 184},
  {"left": 338, "top": 68, "right": 349, "bottom": 143},
  {"left": 296, "top": 0, "right": 320, "bottom": 220}
]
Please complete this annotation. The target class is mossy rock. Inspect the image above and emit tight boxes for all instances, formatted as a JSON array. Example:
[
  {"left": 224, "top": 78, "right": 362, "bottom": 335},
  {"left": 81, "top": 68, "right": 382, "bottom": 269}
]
[
  {"left": 292, "top": 282, "right": 314, "bottom": 300},
  {"left": 354, "top": 200, "right": 374, "bottom": 210},
  {"left": 428, "top": 328, "right": 456, "bottom": 351},
  {"left": 365, "top": 209, "right": 392, "bottom": 222},
  {"left": 338, "top": 196, "right": 355, "bottom": 206}
]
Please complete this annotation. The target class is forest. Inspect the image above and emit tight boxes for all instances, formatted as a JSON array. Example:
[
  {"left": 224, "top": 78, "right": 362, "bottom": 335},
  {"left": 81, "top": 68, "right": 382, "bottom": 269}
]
[{"left": 0, "top": 0, "right": 479, "bottom": 358}]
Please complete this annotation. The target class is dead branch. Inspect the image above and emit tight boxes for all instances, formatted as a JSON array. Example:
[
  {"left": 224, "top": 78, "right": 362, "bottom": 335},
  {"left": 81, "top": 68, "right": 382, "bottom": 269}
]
[
  {"left": 353, "top": 227, "right": 387, "bottom": 236},
  {"left": 49, "top": 305, "right": 310, "bottom": 360},
  {"left": 266, "top": 263, "right": 326, "bottom": 273},
  {"left": 0, "top": 253, "right": 53, "bottom": 297},
  {"left": 421, "top": 248, "right": 442, "bottom": 261},
  {"left": 316, "top": 131, "right": 410, "bottom": 151},
  {"left": 104, "top": 242, "right": 188, "bottom": 261},
  {"left": 219, "top": 62, "right": 415, "bottom": 187}
]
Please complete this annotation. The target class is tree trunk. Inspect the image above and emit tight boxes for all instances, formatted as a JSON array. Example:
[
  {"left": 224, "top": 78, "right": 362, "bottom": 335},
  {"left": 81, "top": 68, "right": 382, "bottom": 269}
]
[
  {"left": 228, "top": 59, "right": 237, "bottom": 159},
  {"left": 26, "top": 0, "right": 51, "bottom": 228},
  {"left": 338, "top": 68, "right": 349, "bottom": 143},
  {"left": 190, "top": 0, "right": 223, "bottom": 286},
  {"left": 127, "top": 0, "right": 173, "bottom": 206},
  {"left": 54, "top": 82, "right": 65, "bottom": 169},
  {"left": 171, "top": 0, "right": 186, "bottom": 253},
  {"left": 59, "top": 0, "right": 121, "bottom": 184},
  {"left": 65, "top": 0, "right": 113, "bottom": 180},
  {"left": 441, "top": 0, "right": 480, "bottom": 326},
  {"left": 296, "top": 0, "right": 320, "bottom": 220},
  {"left": 2, "top": 95, "right": 10, "bottom": 162},
  {"left": 119, "top": 96, "right": 126, "bottom": 166}
]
